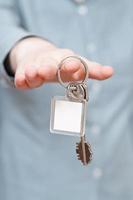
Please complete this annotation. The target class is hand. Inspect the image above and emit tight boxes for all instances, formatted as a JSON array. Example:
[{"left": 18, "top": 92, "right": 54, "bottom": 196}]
[{"left": 10, "top": 37, "right": 114, "bottom": 89}]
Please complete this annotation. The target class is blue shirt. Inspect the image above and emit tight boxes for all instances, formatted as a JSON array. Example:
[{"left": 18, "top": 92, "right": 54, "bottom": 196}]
[{"left": 0, "top": 0, "right": 133, "bottom": 200}]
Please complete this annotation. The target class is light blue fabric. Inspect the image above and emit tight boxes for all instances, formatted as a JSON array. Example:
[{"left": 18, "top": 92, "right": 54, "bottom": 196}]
[{"left": 0, "top": 0, "right": 133, "bottom": 199}]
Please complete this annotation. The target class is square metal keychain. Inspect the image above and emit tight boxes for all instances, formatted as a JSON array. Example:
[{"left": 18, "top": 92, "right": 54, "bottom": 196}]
[
  {"left": 50, "top": 94, "right": 87, "bottom": 137},
  {"left": 50, "top": 56, "right": 92, "bottom": 165},
  {"left": 50, "top": 56, "right": 89, "bottom": 137}
]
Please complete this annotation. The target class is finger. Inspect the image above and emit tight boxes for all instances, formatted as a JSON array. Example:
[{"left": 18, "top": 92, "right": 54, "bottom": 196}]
[
  {"left": 15, "top": 67, "right": 29, "bottom": 89},
  {"left": 60, "top": 61, "right": 83, "bottom": 82},
  {"left": 71, "top": 63, "right": 114, "bottom": 81},
  {"left": 51, "top": 50, "right": 82, "bottom": 81},
  {"left": 61, "top": 58, "right": 81, "bottom": 73},
  {"left": 89, "top": 65, "right": 114, "bottom": 80},
  {"left": 83, "top": 58, "right": 114, "bottom": 80},
  {"left": 37, "top": 58, "right": 58, "bottom": 82},
  {"left": 52, "top": 48, "right": 79, "bottom": 71},
  {"left": 25, "top": 65, "right": 44, "bottom": 88}
]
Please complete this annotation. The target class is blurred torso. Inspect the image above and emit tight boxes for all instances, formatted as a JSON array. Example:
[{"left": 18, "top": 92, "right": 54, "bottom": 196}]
[{"left": 0, "top": 0, "right": 133, "bottom": 199}]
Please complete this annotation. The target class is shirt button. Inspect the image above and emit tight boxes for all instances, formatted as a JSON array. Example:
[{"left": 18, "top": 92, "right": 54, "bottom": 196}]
[
  {"left": 93, "top": 168, "right": 103, "bottom": 179},
  {"left": 73, "top": 0, "right": 86, "bottom": 4},
  {"left": 77, "top": 5, "right": 88, "bottom": 15},
  {"left": 90, "top": 125, "right": 101, "bottom": 136},
  {"left": 87, "top": 43, "right": 97, "bottom": 54}
]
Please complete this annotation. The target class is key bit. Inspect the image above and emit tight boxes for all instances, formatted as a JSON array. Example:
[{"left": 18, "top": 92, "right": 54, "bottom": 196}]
[{"left": 76, "top": 137, "right": 92, "bottom": 165}]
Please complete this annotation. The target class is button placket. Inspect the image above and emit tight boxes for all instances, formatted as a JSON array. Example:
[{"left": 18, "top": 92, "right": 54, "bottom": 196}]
[{"left": 93, "top": 167, "right": 103, "bottom": 179}]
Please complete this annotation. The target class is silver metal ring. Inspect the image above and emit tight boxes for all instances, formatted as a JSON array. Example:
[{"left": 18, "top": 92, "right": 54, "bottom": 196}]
[{"left": 57, "top": 56, "right": 89, "bottom": 88}]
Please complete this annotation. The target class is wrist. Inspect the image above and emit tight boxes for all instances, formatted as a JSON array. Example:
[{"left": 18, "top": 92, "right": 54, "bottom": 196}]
[{"left": 3, "top": 52, "right": 15, "bottom": 77}]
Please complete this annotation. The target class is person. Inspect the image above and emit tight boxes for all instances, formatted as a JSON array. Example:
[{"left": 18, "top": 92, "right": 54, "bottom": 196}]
[{"left": 0, "top": 0, "right": 132, "bottom": 200}]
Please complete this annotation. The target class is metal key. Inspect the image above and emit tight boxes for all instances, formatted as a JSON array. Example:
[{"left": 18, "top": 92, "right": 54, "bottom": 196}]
[
  {"left": 76, "top": 136, "right": 92, "bottom": 165},
  {"left": 67, "top": 82, "right": 92, "bottom": 165}
]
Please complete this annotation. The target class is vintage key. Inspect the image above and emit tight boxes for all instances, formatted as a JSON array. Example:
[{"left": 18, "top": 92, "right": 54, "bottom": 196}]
[
  {"left": 76, "top": 136, "right": 92, "bottom": 165},
  {"left": 67, "top": 82, "right": 92, "bottom": 165},
  {"left": 50, "top": 56, "right": 93, "bottom": 165}
]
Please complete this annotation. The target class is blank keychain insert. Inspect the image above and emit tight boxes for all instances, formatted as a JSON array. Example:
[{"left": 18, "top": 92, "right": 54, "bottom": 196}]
[{"left": 50, "top": 97, "right": 86, "bottom": 136}]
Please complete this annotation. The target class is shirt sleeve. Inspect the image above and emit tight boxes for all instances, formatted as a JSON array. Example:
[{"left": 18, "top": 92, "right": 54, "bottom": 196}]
[{"left": 0, "top": 0, "right": 34, "bottom": 88}]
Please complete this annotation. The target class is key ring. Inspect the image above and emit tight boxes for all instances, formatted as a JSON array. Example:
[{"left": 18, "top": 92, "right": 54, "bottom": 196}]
[{"left": 57, "top": 56, "right": 89, "bottom": 88}]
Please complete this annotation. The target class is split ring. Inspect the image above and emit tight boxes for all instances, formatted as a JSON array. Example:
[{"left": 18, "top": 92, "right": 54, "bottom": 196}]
[{"left": 57, "top": 56, "right": 89, "bottom": 88}]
